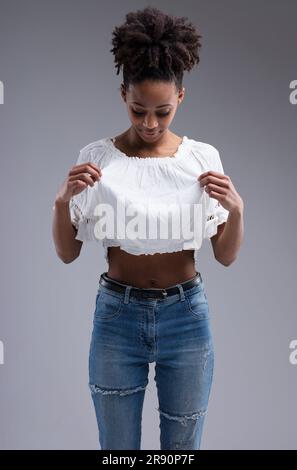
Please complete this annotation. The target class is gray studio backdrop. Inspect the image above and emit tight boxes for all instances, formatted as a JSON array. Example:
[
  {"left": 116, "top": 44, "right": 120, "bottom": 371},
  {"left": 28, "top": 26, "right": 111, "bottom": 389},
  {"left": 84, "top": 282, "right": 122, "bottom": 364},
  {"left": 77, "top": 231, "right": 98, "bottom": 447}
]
[{"left": 0, "top": 0, "right": 296, "bottom": 450}]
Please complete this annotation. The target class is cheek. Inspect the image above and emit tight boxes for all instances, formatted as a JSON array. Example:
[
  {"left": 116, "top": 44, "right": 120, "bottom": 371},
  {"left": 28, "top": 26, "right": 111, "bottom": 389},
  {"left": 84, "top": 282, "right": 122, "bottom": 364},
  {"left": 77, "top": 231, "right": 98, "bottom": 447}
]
[{"left": 128, "top": 112, "right": 141, "bottom": 123}]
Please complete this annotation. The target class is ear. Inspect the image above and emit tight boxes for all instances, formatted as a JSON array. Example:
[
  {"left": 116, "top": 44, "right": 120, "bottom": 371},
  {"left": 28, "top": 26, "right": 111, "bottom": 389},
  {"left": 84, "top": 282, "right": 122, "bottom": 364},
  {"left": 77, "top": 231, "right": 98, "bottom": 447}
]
[
  {"left": 120, "top": 83, "right": 127, "bottom": 103},
  {"left": 178, "top": 87, "right": 185, "bottom": 105}
]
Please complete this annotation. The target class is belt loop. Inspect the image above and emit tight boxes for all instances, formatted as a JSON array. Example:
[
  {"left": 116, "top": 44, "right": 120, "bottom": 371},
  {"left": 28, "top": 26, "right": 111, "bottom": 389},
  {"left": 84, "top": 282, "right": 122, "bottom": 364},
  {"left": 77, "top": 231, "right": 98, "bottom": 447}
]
[
  {"left": 123, "top": 285, "right": 132, "bottom": 304},
  {"left": 176, "top": 283, "right": 185, "bottom": 302}
]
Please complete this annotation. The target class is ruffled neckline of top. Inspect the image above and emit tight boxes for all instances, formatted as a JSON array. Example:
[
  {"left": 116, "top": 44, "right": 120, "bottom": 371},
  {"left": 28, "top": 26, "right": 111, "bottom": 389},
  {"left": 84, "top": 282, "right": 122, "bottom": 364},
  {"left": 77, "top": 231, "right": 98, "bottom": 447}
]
[{"left": 106, "top": 135, "right": 189, "bottom": 163}]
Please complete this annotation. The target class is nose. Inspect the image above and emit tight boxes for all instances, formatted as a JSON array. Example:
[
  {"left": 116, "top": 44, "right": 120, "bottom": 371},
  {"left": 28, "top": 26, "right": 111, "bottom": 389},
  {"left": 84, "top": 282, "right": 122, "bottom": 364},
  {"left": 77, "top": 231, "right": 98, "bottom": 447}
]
[{"left": 143, "top": 118, "right": 158, "bottom": 129}]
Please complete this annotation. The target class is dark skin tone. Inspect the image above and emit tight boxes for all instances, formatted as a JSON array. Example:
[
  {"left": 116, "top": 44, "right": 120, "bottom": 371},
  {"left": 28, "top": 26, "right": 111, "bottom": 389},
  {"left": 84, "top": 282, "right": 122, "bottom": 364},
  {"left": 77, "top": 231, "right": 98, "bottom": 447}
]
[
  {"left": 105, "top": 80, "right": 215, "bottom": 288},
  {"left": 53, "top": 79, "right": 239, "bottom": 276}
]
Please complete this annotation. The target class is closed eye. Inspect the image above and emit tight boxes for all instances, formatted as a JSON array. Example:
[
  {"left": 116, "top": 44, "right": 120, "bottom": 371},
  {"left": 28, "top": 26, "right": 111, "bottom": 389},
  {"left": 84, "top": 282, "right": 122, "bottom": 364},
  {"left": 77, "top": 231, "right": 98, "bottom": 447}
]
[{"left": 132, "top": 110, "right": 170, "bottom": 117}]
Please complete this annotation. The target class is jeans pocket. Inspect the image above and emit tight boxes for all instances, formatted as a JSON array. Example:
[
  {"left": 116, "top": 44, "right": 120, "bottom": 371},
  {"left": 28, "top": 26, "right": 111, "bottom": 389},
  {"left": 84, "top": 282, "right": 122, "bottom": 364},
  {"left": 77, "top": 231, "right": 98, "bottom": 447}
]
[
  {"left": 185, "top": 285, "right": 209, "bottom": 320},
  {"left": 94, "top": 289, "right": 124, "bottom": 321}
]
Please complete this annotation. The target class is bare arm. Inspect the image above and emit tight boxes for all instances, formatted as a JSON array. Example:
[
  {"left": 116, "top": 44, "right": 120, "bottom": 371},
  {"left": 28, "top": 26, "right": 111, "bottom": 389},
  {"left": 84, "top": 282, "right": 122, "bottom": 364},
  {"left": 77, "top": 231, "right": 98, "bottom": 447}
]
[
  {"left": 210, "top": 206, "right": 244, "bottom": 266},
  {"left": 198, "top": 170, "right": 244, "bottom": 266},
  {"left": 52, "top": 161, "right": 102, "bottom": 263},
  {"left": 52, "top": 198, "right": 83, "bottom": 263}
]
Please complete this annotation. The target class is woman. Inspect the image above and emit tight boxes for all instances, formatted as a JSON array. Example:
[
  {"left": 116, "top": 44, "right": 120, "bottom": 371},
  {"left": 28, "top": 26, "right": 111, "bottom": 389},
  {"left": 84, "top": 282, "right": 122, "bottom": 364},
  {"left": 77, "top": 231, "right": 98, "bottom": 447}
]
[{"left": 52, "top": 7, "right": 244, "bottom": 450}]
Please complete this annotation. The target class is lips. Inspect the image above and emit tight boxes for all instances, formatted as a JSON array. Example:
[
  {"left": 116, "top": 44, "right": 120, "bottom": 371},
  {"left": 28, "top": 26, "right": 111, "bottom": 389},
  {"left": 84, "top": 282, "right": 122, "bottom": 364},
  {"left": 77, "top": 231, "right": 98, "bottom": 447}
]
[{"left": 143, "top": 131, "right": 158, "bottom": 136}]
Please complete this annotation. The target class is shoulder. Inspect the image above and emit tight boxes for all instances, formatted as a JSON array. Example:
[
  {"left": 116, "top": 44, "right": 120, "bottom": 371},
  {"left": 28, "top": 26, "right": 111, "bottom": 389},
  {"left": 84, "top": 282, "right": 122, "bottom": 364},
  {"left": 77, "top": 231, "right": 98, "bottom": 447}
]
[
  {"left": 79, "top": 137, "right": 108, "bottom": 154},
  {"left": 187, "top": 137, "right": 222, "bottom": 170},
  {"left": 188, "top": 137, "right": 220, "bottom": 162},
  {"left": 76, "top": 137, "right": 111, "bottom": 166}
]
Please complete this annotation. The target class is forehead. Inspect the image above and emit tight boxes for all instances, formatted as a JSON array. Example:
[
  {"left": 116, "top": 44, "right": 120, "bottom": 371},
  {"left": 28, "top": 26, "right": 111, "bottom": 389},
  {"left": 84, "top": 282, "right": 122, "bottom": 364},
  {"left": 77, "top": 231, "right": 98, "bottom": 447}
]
[{"left": 127, "top": 81, "right": 176, "bottom": 107}]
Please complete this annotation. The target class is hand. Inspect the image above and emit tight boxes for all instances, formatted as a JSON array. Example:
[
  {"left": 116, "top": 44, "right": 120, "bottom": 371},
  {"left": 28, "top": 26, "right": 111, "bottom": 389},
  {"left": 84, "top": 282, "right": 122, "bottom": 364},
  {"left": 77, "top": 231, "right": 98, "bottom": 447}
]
[
  {"left": 198, "top": 171, "right": 244, "bottom": 213},
  {"left": 55, "top": 162, "right": 102, "bottom": 204}
]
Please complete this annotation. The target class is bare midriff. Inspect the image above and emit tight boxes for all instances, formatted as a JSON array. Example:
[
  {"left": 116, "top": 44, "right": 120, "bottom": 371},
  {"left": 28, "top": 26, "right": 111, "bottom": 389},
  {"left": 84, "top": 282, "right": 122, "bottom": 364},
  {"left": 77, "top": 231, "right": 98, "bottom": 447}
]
[{"left": 107, "top": 247, "right": 197, "bottom": 289}]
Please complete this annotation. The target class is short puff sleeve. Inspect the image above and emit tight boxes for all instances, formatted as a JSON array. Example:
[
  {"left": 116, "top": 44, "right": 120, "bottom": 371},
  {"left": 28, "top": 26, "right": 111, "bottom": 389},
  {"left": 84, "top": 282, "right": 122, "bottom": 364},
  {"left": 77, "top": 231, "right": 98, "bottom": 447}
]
[
  {"left": 204, "top": 145, "right": 230, "bottom": 239},
  {"left": 69, "top": 146, "right": 91, "bottom": 233},
  {"left": 69, "top": 140, "right": 108, "bottom": 241}
]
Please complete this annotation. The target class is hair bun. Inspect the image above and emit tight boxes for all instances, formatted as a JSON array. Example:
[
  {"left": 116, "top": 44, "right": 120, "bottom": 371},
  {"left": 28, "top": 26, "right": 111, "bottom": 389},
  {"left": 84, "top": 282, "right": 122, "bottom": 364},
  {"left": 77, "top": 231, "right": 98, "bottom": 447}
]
[{"left": 110, "top": 6, "right": 202, "bottom": 89}]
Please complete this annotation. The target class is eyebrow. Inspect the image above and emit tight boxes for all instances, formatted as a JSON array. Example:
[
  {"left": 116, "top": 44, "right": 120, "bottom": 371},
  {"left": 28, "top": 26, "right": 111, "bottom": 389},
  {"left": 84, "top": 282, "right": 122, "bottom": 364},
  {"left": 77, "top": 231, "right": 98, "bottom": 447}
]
[{"left": 131, "top": 101, "right": 173, "bottom": 108}]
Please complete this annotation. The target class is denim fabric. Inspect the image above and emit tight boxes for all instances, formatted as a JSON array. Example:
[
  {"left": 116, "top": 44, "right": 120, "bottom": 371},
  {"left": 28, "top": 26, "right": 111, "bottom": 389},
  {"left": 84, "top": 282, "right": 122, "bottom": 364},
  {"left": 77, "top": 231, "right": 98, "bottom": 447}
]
[{"left": 88, "top": 272, "right": 214, "bottom": 450}]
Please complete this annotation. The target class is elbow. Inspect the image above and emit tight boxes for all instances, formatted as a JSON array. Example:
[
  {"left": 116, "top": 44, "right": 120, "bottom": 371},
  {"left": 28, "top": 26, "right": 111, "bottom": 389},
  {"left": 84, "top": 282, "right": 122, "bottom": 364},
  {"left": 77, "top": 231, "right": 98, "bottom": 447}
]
[
  {"left": 216, "top": 256, "right": 236, "bottom": 267},
  {"left": 53, "top": 238, "right": 82, "bottom": 264},
  {"left": 220, "top": 259, "right": 232, "bottom": 267},
  {"left": 61, "top": 256, "right": 76, "bottom": 264},
  {"left": 214, "top": 249, "right": 236, "bottom": 266},
  {"left": 57, "top": 250, "right": 79, "bottom": 264}
]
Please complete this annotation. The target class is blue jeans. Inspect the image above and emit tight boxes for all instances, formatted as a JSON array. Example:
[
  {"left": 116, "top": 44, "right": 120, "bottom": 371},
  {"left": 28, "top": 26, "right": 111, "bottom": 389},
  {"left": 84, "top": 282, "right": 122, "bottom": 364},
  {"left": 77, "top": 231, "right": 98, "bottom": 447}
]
[{"left": 88, "top": 272, "right": 214, "bottom": 450}]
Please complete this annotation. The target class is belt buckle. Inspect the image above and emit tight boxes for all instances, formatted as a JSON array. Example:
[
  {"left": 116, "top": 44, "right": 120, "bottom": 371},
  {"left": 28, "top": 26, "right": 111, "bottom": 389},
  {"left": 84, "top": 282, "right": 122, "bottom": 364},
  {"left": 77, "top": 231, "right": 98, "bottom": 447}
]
[
  {"left": 161, "top": 289, "right": 168, "bottom": 298},
  {"left": 146, "top": 289, "right": 167, "bottom": 300}
]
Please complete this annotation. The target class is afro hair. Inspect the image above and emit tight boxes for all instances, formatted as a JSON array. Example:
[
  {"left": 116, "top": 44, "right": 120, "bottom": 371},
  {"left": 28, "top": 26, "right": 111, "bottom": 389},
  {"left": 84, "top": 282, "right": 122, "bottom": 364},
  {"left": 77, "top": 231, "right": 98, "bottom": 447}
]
[{"left": 110, "top": 6, "right": 202, "bottom": 90}]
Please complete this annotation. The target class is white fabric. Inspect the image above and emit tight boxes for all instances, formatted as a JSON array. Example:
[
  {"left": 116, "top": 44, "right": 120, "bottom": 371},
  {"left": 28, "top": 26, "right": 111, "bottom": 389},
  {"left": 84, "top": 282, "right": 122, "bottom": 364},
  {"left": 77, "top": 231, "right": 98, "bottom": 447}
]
[{"left": 69, "top": 136, "right": 229, "bottom": 270}]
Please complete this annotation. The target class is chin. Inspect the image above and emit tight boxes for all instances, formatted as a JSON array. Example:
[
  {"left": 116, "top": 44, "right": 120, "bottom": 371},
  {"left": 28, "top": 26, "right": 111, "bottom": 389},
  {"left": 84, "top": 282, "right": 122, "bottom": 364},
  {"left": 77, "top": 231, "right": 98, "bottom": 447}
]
[{"left": 137, "top": 129, "right": 163, "bottom": 140}]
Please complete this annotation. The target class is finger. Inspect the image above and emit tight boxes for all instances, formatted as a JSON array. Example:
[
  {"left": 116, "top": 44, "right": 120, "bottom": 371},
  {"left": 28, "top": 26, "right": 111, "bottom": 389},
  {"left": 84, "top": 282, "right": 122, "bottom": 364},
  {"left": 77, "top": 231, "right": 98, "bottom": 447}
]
[
  {"left": 69, "top": 180, "right": 87, "bottom": 190},
  {"left": 69, "top": 172, "right": 97, "bottom": 187},
  {"left": 87, "top": 162, "right": 102, "bottom": 173},
  {"left": 198, "top": 172, "right": 208, "bottom": 180},
  {"left": 200, "top": 175, "right": 228, "bottom": 188},
  {"left": 69, "top": 180, "right": 88, "bottom": 197},
  {"left": 71, "top": 165, "right": 102, "bottom": 178},
  {"left": 70, "top": 165, "right": 101, "bottom": 181},
  {"left": 198, "top": 170, "right": 226, "bottom": 181},
  {"left": 71, "top": 172, "right": 99, "bottom": 186},
  {"left": 72, "top": 163, "right": 102, "bottom": 178},
  {"left": 85, "top": 162, "right": 102, "bottom": 177},
  {"left": 207, "top": 189, "right": 225, "bottom": 200},
  {"left": 205, "top": 183, "right": 227, "bottom": 195}
]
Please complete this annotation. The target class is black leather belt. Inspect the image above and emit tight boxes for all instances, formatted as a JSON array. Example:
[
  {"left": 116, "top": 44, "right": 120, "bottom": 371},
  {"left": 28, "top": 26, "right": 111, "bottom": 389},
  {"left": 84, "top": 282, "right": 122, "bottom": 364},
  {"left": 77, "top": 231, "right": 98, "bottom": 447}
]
[{"left": 99, "top": 271, "right": 202, "bottom": 300}]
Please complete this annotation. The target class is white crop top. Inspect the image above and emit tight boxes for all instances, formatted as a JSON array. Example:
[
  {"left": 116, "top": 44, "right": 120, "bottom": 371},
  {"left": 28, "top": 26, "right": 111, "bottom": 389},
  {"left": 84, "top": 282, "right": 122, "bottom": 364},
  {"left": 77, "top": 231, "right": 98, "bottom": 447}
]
[{"left": 69, "top": 135, "right": 229, "bottom": 271}]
